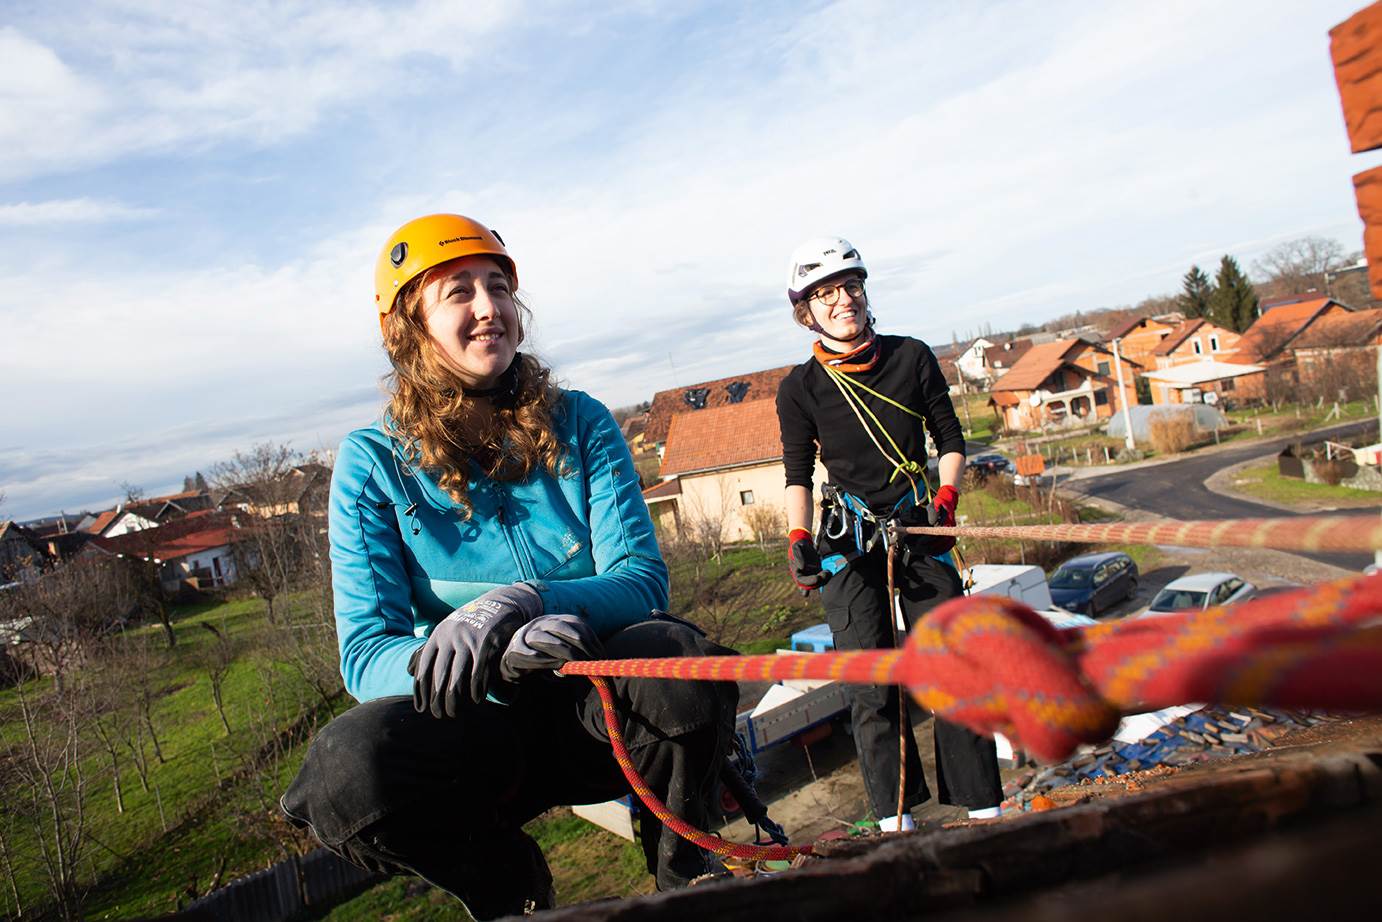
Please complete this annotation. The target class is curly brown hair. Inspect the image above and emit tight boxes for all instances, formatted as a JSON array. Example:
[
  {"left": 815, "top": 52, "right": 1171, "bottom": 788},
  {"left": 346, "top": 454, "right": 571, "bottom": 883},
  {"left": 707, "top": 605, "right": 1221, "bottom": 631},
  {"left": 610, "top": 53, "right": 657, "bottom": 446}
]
[{"left": 381, "top": 265, "right": 568, "bottom": 518}]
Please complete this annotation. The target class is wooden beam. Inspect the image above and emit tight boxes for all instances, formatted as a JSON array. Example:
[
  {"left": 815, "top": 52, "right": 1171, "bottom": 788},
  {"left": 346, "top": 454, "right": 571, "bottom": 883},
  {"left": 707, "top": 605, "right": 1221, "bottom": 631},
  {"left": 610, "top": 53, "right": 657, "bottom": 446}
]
[
  {"left": 1331, "top": 1, "right": 1382, "bottom": 153},
  {"left": 1354, "top": 165, "right": 1382, "bottom": 298}
]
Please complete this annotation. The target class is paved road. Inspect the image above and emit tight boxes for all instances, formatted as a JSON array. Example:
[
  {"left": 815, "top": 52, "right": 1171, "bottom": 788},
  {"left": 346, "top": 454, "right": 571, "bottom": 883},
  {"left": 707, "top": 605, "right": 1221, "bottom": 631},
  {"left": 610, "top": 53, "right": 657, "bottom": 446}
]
[{"left": 1060, "top": 419, "right": 1380, "bottom": 572}]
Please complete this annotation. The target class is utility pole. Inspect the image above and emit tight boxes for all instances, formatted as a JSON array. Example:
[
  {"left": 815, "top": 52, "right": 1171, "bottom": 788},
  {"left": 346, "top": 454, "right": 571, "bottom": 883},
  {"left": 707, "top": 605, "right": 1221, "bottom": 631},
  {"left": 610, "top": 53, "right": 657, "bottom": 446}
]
[{"left": 1113, "top": 337, "right": 1135, "bottom": 451}]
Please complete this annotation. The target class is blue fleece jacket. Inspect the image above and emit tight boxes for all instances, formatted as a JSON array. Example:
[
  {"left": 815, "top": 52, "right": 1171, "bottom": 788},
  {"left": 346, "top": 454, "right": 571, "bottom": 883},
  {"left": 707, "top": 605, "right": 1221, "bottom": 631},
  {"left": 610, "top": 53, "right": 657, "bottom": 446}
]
[{"left": 328, "top": 390, "right": 668, "bottom": 702}]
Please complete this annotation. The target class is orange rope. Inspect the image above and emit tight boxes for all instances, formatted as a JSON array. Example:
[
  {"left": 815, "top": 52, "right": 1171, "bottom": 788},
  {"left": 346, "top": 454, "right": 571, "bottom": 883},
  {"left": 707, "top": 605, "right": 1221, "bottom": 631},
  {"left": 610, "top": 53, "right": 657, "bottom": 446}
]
[{"left": 893, "top": 513, "right": 1382, "bottom": 553}]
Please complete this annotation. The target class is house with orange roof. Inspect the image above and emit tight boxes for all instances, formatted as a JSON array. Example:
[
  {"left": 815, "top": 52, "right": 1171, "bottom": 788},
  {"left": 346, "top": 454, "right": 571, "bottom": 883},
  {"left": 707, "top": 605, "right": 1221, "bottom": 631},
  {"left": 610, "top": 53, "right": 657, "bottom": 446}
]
[
  {"left": 643, "top": 365, "right": 795, "bottom": 458},
  {"left": 1104, "top": 314, "right": 1184, "bottom": 367},
  {"left": 643, "top": 398, "right": 825, "bottom": 543},
  {"left": 1151, "top": 319, "right": 1242, "bottom": 369},
  {"left": 1229, "top": 297, "right": 1352, "bottom": 364},
  {"left": 982, "top": 338, "right": 1035, "bottom": 383},
  {"left": 988, "top": 339, "right": 1140, "bottom": 431},
  {"left": 1291, "top": 307, "right": 1382, "bottom": 398}
]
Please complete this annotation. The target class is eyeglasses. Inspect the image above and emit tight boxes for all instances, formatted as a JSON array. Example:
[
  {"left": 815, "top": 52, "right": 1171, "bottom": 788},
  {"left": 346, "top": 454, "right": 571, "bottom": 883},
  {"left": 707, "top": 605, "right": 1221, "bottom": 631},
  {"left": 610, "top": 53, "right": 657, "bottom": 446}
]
[{"left": 810, "top": 278, "right": 866, "bottom": 307}]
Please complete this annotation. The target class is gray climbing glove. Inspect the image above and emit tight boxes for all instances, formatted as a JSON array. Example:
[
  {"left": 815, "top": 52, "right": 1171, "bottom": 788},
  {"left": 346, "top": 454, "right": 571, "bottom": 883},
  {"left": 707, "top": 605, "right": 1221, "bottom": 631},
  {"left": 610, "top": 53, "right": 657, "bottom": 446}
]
[
  {"left": 499, "top": 614, "right": 604, "bottom": 685},
  {"left": 409, "top": 583, "right": 543, "bottom": 717}
]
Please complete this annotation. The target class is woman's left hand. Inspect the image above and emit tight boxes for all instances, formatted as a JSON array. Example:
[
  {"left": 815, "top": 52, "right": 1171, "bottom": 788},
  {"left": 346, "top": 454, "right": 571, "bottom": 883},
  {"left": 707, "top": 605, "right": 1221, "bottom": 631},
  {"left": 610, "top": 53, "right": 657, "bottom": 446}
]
[{"left": 499, "top": 614, "right": 603, "bottom": 684}]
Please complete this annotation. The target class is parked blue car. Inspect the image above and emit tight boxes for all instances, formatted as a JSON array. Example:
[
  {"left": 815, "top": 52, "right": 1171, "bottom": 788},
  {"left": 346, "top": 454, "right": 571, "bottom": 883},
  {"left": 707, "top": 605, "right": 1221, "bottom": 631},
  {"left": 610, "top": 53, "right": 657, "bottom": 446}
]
[{"left": 1048, "top": 551, "right": 1139, "bottom": 618}]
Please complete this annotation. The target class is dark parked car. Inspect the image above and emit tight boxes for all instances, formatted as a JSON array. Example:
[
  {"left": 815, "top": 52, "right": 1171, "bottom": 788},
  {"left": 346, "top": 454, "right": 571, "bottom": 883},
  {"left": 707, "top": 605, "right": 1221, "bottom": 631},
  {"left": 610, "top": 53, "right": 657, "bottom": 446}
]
[
  {"left": 967, "top": 453, "right": 1012, "bottom": 477},
  {"left": 1048, "top": 551, "right": 1139, "bottom": 618}
]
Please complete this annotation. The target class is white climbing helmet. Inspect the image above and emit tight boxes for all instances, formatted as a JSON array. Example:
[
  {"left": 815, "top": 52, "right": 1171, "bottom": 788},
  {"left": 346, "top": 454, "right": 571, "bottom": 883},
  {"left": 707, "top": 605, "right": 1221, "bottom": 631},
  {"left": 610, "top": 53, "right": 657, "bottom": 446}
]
[{"left": 786, "top": 236, "right": 868, "bottom": 305}]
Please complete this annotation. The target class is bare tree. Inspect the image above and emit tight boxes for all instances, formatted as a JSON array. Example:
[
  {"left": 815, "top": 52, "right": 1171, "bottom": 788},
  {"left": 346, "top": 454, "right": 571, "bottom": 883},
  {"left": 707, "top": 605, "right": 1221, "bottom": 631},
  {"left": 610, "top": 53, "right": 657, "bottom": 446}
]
[
  {"left": 1252, "top": 236, "right": 1348, "bottom": 301},
  {"left": 1, "top": 666, "right": 92, "bottom": 920},
  {"left": 684, "top": 480, "right": 736, "bottom": 563},
  {"left": 282, "top": 613, "right": 345, "bottom": 715},
  {"left": 743, "top": 502, "right": 786, "bottom": 552},
  {"left": 199, "top": 622, "right": 239, "bottom": 736},
  {"left": 210, "top": 442, "right": 325, "bottom": 625},
  {"left": 118, "top": 481, "right": 145, "bottom": 504},
  {"left": 0, "top": 556, "right": 133, "bottom": 694}
]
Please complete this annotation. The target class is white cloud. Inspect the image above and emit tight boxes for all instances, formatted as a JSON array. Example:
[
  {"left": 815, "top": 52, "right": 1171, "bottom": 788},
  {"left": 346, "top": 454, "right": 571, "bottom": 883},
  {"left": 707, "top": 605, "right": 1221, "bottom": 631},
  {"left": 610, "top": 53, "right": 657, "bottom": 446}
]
[
  {"left": 0, "top": 1, "right": 520, "bottom": 182},
  {"left": 0, "top": 198, "right": 159, "bottom": 225},
  {"left": 1, "top": 0, "right": 1372, "bottom": 520}
]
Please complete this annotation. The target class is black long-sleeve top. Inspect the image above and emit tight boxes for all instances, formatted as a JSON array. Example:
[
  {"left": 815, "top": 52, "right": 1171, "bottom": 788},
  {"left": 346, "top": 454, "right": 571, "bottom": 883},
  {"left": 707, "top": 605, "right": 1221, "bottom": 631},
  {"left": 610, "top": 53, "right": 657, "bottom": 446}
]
[{"left": 776, "top": 335, "right": 965, "bottom": 514}]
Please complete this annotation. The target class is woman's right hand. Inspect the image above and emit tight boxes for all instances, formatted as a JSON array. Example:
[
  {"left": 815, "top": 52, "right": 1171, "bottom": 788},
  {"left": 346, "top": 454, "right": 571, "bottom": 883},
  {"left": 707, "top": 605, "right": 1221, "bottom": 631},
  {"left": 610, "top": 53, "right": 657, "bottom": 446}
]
[{"left": 409, "top": 583, "right": 544, "bottom": 717}]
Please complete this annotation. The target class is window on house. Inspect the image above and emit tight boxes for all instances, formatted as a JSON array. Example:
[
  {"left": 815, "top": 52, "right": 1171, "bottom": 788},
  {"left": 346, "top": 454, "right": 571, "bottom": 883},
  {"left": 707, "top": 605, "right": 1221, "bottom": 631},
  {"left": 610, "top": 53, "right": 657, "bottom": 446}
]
[
  {"left": 739, "top": 490, "right": 755, "bottom": 505},
  {"left": 683, "top": 387, "right": 710, "bottom": 409},
  {"left": 1210, "top": 335, "right": 1220, "bottom": 352},
  {"left": 1097, "top": 361, "right": 1110, "bottom": 376},
  {"left": 1221, "top": 378, "right": 1235, "bottom": 392},
  {"left": 1095, "top": 389, "right": 1108, "bottom": 405},
  {"left": 1193, "top": 339, "right": 1202, "bottom": 354},
  {"left": 725, "top": 381, "right": 750, "bottom": 404}
]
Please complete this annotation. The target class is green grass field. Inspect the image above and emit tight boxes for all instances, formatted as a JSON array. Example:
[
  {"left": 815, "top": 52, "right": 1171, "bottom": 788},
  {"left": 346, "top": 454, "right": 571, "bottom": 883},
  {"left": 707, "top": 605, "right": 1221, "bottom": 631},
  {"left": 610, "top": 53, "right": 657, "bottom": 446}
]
[{"left": 1224, "top": 460, "right": 1382, "bottom": 509}]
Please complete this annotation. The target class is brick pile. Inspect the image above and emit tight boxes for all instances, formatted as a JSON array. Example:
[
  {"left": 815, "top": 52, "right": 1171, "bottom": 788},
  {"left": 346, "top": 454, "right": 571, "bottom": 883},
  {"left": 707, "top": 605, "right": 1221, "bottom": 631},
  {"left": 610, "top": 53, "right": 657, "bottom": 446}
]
[{"left": 1000, "top": 706, "right": 1333, "bottom": 812}]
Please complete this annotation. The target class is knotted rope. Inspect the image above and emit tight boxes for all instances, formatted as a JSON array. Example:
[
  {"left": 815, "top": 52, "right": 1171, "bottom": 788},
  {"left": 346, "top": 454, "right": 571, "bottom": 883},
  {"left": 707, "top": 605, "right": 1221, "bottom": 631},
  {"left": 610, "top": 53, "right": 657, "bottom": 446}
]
[{"left": 571, "top": 572, "right": 1382, "bottom": 859}]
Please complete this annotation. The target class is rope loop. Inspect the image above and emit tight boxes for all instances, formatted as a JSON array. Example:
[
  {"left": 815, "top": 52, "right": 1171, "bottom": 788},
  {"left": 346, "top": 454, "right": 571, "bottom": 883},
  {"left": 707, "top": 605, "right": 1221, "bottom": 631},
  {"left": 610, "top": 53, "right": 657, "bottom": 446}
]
[{"left": 905, "top": 595, "right": 1121, "bottom": 762}]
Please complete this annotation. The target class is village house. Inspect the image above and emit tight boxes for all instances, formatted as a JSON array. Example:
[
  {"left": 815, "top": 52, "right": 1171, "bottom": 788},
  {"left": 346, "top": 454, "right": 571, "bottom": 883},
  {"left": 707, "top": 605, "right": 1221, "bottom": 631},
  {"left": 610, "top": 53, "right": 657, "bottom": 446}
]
[
  {"left": 643, "top": 365, "right": 794, "bottom": 459},
  {"left": 214, "top": 462, "right": 332, "bottom": 518},
  {"left": 643, "top": 398, "right": 825, "bottom": 543},
  {"left": 954, "top": 337, "right": 996, "bottom": 385},
  {"left": 96, "top": 511, "right": 240, "bottom": 593},
  {"left": 0, "top": 521, "right": 44, "bottom": 583},
  {"left": 1290, "top": 307, "right": 1382, "bottom": 398},
  {"left": 1151, "top": 318, "right": 1242, "bottom": 368},
  {"left": 1103, "top": 314, "right": 1185, "bottom": 366},
  {"left": 1229, "top": 296, "right": 1353, "bottom": 365},
  {"left": 982, "top": 338, "right": 1035, "bottom": 383},
  {"left": 1142, "top": 360, "right": 1267, "bottom": 406},
  {"left": 988, "top": 339, "right": 1140, "bottom": 431}
]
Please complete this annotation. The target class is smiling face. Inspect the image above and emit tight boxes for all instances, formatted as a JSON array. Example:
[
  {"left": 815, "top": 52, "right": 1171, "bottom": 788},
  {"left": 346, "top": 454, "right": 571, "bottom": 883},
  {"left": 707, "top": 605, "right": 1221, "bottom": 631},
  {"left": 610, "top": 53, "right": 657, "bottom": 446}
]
[
  {"left": 416, "top": 255, "right": 520, "bottom": 390},
  {"left": 803, "top": 272, "right": 869, "bottom": 348}
]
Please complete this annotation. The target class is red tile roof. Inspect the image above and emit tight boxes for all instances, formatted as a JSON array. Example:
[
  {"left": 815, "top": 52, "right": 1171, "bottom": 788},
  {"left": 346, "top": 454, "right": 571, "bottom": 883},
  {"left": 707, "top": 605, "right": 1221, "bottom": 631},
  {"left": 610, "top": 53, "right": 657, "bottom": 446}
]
[
  {"left": 1152, "top": 319, "right": 1207, "bottom": 356},
  {"left": 644, "top": 365, "right": 794, "bottom": 444},
  {"left": 1234, "top": 298, "right": 1345, "bottom": 361},
  {"left": 1290, "top": 308, "right": 1382, "bottom": 349},
  {"left": 641, "top": 479, "right": 683, "bottom": 500},
  {"left": 990, "top": 340, "right": 1081, "bottom": 392},
  {"left": 145, "top": 527, "right": 238, "bottom": 561},
  {"left": 983, "top": 338, "right": 1035, "bottom": 369},
  {"left": 658, "top": 399, "right": 783, "bottom": 476},
  {"left": 83, "top": 509, "right": 120, "bottom": 535}
]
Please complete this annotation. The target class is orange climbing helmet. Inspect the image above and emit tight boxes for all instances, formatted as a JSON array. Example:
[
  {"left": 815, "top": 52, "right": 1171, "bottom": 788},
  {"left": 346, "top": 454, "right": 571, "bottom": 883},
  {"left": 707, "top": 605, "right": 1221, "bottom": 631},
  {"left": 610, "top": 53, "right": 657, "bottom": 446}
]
[{"left": 374, "top": 214, "right": 517, "bottom": 327}]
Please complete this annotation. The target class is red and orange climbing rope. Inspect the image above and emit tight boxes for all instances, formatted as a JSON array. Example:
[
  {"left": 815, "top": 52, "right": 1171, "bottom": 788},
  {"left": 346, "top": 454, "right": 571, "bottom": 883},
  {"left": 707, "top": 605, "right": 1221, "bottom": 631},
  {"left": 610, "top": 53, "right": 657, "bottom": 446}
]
[{"left": 567, "top": 513, "right": 1382, "bottom": 863}]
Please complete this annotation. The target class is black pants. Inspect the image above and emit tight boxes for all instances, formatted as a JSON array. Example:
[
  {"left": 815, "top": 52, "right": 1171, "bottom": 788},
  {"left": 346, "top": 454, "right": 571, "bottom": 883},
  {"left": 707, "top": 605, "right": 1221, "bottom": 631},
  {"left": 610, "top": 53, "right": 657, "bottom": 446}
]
[
  {"left": 280, "top": 620, "right": 737, "bottom": 919},
  {"left": 819, "top": 533, "right": 1002, "bottom": 819}
]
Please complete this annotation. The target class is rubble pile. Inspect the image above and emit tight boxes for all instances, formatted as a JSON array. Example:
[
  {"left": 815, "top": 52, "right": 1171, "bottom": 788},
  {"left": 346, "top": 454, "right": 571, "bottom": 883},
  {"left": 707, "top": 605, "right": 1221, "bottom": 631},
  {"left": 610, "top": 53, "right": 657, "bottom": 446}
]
[{"left": 1000, "top": 706, "right": 1334, "bottom": 812}]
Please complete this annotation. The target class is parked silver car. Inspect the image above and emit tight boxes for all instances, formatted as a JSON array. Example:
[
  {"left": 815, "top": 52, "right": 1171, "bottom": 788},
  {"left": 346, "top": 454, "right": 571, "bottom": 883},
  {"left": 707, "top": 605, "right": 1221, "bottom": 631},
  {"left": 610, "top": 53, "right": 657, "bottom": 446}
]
[{"left": 1142, "top": 572, "right": 1256, "bottom": 617}]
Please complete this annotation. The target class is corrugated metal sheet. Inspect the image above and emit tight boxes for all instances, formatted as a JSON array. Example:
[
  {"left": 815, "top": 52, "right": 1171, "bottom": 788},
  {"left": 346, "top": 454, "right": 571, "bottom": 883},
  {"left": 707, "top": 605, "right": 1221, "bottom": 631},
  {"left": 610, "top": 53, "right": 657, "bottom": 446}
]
[{"left": 184, "top": 847, "right": 379, "bottom": 921}]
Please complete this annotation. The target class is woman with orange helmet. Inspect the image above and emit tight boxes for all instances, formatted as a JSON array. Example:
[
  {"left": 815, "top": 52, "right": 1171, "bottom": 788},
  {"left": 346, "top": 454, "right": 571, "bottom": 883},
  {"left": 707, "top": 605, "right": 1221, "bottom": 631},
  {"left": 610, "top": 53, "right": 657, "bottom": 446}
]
[{"left": 280, "top": 215, "right": 737, "bottom": 917}]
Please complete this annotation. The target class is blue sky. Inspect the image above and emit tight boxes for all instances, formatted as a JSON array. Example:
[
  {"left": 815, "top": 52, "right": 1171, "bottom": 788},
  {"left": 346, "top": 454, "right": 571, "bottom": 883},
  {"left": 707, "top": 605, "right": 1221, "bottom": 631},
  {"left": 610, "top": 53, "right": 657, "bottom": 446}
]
[{"left": 1, "top": 0, "right": 1377, "bottom": 520}]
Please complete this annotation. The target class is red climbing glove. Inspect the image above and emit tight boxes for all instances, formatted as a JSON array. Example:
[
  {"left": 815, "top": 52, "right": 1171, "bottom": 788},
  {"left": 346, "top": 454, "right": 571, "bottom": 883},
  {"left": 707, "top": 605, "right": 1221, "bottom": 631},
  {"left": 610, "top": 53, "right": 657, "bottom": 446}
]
[
  {"left": 787, "top": 528, "right": 826, "bottom": 591},
  {"left": 903, "top": 485, "right": 959, "bottom": 556},
  {"left": 928, "top": 485, "right": 960, "bottom": 555}
]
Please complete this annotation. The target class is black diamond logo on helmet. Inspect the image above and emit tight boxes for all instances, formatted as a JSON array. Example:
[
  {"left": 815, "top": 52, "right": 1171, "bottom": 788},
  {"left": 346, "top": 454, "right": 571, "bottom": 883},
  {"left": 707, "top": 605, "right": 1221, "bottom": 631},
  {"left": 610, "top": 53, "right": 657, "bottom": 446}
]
[{"left": 390, "top": 242, "right": 408, "bottom": 268}]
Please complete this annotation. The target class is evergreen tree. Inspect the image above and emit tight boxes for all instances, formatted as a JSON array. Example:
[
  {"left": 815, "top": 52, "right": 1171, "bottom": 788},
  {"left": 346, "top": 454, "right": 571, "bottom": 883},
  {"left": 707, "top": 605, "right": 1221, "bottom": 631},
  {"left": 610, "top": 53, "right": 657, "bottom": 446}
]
[
  {"left": 194, "top": 471, "right": 208, "bottom": 492},
  {"left": 1178, "top": 265, "right": 1213, "bottom": 319},
  {"left": 1207, "top": 255, "right": 1259, "bottom": 333}
]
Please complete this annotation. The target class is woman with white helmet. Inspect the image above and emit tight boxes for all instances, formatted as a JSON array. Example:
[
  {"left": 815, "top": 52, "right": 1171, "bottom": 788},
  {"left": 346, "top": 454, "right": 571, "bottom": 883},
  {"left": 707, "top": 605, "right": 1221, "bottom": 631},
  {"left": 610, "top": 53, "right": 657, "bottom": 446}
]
[
  {"left": 775, "top": 237, "right": 1002, "bottom": 830},
  {"left": 280, "top": 214, "right": 738, "bottom": 917}
]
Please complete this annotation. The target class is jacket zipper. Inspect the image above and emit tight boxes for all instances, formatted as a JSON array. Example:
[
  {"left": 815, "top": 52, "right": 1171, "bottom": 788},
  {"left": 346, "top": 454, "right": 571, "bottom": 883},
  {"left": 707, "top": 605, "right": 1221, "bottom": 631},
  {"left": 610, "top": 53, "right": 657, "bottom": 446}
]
[{"left": 497, "top": 495, "right": 538, "bottom": 581}]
